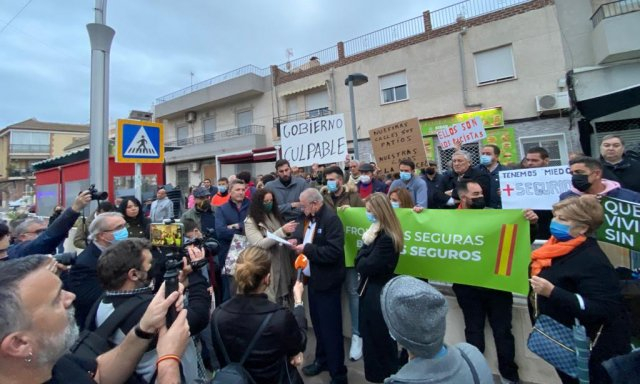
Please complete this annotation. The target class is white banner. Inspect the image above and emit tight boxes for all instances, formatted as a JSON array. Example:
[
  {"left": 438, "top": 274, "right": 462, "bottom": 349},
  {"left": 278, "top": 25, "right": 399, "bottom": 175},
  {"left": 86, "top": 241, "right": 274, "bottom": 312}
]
[
  {"left": 499, "top": 165, "right": 572, "bottom": 210},
  {"left": 280, "top": 113, "right": 347, "bottom": 167},
  {"left": 436, "top": 116, "right": 486, "bottom": 149}
]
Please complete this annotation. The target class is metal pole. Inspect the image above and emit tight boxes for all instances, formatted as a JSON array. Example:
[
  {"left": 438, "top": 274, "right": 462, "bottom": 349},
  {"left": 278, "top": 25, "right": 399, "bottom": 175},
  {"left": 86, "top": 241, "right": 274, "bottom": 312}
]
[
  {"left": 134, "top": 163, "right": 142, "bottom": 202},
  {"left": 348, "top": 80, "right": 360, "bottom": 160},
  {"left": 88, "top": 0, "right": 114, "bottom": 204}
]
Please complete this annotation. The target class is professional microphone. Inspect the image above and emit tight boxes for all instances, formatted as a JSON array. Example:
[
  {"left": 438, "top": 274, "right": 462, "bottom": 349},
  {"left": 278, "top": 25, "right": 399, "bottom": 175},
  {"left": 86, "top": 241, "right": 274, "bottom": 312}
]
[{"left": 294, "top": 254, "right": 308, "bottom": 282}]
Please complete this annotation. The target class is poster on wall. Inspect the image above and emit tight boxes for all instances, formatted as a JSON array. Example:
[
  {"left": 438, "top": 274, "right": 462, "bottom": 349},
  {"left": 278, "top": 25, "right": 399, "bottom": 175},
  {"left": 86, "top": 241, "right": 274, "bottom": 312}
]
[
  {"left": 370, "top": 118, "right": 428, "bottom": 174},
  {"left": 280, "top": 113, "right": 347, "bottom": 167},
  {"left": 423, "top": 136, "right": 435, "bottom": 162},
  {"left": 481, "top": 127, "right": 519, "bottom": 166},
  {"left": 420, "top": 107, "right": 504, "bottom": 136}
]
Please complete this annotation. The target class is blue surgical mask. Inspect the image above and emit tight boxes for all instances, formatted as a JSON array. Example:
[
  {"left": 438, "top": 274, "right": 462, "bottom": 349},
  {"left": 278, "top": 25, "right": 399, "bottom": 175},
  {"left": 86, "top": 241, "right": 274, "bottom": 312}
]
[
  {"left": 480, "top": 155, "right": 492, "bottom": 166},
  {"left": 391, "top": 201, "right": 401, "bottom": 209},
  {"left": 112, "top": 227, "right": 129, "bottom": 243},
  {"left": 550, "top": 220, "right": 573, "bottom": 241},
  {"left": 366, "top": 211, "right": 377, "bottom": 223},
  {"left": 218, "top": 185, "right": 227, "bottom": 194},
  {"left": 400, "top": 171, "right": 412, "bottom": 181},
  {"left": 327, "top": 180, "right": 338, "bottom": 193}
]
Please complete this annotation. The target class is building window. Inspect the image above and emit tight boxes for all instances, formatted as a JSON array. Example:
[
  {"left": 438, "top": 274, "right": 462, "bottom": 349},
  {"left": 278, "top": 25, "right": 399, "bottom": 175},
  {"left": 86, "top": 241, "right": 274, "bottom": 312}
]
[
  {"left": 176, "top": 169, "right": 190, "bottom": 196},
  {"left": 474, "top": 45, "right": 516, "bottom": 85},
  {"left": 203, "top": 118, "right": 216, "bottom": 142},
  {"left": 237, "top": 110, "right": 253, "bottom": 134},
  {"left": 177, "top": 125, "right": 188, "bottom": 145},
  {"left": 379, "top": 71, "right": 408, "bottom": 104},
  {"left": 519, "top": 134, "right": 568, "bottom": 166},
  {"left": 10, "top": 131, "right": 50, "bottom": 153}
]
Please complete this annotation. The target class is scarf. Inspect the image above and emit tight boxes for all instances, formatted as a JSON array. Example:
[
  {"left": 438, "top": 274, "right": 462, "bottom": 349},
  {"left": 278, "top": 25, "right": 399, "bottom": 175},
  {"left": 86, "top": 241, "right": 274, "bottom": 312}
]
[
  {"left": 362, "top": 222, "right": 380, "bottom": 246},
  {"left": 530, "top": 235, "right": 587, "bottom": 276}
]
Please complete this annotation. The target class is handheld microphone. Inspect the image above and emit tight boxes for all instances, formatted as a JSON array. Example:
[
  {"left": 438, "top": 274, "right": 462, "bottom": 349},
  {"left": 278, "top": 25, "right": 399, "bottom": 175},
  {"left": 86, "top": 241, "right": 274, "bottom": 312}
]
[{"left": 294, "top": 254, "right": 308, "bottom": 282}]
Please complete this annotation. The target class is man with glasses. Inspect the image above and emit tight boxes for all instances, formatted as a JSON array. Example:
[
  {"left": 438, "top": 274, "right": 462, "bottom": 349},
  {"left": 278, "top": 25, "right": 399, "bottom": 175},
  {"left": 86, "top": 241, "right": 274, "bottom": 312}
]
[
  {"left": 7, "top": 190, "right": 92, "bottom": 260},
  {"left": 67, "top": 211, "right": 128, "bottom": 329}
]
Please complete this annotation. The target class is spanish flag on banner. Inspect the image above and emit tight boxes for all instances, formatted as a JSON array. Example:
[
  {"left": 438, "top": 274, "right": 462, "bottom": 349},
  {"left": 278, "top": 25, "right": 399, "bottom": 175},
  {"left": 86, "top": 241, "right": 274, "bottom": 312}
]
[{"left": 495, "top": 224, "right": 518, "bottom": 276}]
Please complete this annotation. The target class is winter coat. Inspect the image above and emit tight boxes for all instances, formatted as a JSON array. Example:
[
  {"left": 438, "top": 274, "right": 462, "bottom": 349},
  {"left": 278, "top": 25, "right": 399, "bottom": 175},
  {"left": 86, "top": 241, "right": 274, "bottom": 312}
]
[
  {"left": 320, "top": 183, "right": 365, "bottom": 210},
  {"left": 214, "top": 199, "right": 250, "bottom": 268},
  {"left": 264, "top": 177, "right": 309, "bottom": 222}
]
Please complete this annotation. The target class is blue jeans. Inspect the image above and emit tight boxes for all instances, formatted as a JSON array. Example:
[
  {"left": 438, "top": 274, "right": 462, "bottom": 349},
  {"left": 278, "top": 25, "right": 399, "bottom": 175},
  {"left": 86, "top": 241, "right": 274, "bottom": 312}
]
[{"left": 345, "top": 267, "right": 359, "bottom": 336}]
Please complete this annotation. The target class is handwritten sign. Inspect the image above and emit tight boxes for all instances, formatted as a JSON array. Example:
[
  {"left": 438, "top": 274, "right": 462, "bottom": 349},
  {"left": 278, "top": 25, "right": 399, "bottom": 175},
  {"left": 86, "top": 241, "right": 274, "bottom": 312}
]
[
  {"left": 280, "top": 113, "right": 347, "bottom": 167},
  {"left": 370, "top": 118, "right": 428, "bottom": 174},
  {"left": 436, "top": 117, "right": 486, "bottom": 149},
  {"left": 499, "top": 166, "right": 572, "bottom": 210}
]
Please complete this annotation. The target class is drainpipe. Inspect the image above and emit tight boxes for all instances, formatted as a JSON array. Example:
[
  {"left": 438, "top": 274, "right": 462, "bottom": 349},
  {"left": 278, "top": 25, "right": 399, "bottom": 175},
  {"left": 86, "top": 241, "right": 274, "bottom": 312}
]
[
  {"left": 329, "top": 68, "right": 337, "bottom": 113},
  {"left": 458, "top": 29, "right": 482, "bottom": 109}
]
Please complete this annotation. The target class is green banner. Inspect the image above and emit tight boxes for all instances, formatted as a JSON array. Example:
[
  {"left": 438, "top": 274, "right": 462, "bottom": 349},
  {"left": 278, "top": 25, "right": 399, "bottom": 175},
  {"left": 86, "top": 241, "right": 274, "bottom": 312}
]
[
  {"left": 338, "top": 207, "right": 531, "bottom": 294},
  {"left": 481, "top": 127, "right": 519, "bottom": 167},
  {"left": 597, "top": 196, "right": 640, "bottom": 251},
  {"left": 420, "top": 107, "right": 504, "bottom": 136}
]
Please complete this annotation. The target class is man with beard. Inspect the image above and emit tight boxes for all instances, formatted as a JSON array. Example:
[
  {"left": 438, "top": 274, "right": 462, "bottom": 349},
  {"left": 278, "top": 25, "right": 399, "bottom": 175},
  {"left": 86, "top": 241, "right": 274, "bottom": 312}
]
[
  {"left": 265, "top": 159, "right": 309, "bottom": 222},
  {"left": 181, "top": 186, "right": 216, "bottom": 234},
  {"left": 560, "top": 156, "right": 640, "bottom": 203},
  {"left": 0, "top": 254, "right": 191, "bottom": 384},
  {"left": 94, "top": 238, "right": 210, "bottom": 383},
  {"left": 451, "top": 180, "right": 538, "bottom": 384}
]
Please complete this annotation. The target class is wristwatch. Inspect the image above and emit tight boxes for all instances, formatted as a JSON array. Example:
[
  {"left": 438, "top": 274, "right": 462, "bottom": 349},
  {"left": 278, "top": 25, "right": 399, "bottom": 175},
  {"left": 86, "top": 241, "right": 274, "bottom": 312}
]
[
  {"left": 294, "top": 301, "right": 304, "bottom": 308},
  {"left": 134, "top": 324, "right": 156, "bottom": 339}
]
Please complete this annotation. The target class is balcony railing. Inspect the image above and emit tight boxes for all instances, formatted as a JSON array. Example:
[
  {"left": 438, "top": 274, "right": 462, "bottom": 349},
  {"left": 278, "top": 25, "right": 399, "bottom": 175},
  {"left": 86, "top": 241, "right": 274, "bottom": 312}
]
[
  {"left": 273, "top": 108, "right": 333, "bottom": 126},
  {"left": 429, "top": 0, "right": 532, "bottom": 28},
  {"left": 165, "top": 125, "right": 264, "bottom": 147},
  {"left": 10, "top": 144, "right": 50, "bottom": 153},
  {"left": 155, "top": 65, "right": 270, "bottom": 104},
  {"left": 591, "top": 0, "right": 640, "bottom": 27},
  {"left": 8, "top": 169, "right": 33, "bottom": 177},
  {"left": 343, "top": 16, "right": 425, "bottom": 57}
]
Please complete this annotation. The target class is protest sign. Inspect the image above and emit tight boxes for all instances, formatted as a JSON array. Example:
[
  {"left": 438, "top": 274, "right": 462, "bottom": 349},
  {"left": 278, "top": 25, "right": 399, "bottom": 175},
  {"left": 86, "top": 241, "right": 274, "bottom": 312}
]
[
  {"left": 338, "top": 207, "right": 531, "bottom": 294},
  {"left": 280, "top": 113, "right": 346, "bottom": 167},
  {"left": 436, "top": 116, "right": 486, "bottom": 149},
  {"left": 597, "top": 196, "right": 640, "bottom": 251},
  {"left": 421, "top": 107, "right": 504, "bottom": 136},
  {"left": 499, "top": 165, "right": 572, "bottom": 210},
  {"left": 370, "top": 118, "right": 428, "bottom": 174}
]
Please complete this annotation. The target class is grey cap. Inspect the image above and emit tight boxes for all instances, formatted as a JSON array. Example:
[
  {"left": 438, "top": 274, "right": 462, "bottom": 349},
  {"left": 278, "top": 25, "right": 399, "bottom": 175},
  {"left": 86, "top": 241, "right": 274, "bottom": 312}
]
[
  {"left": 380, "top": 275, "right": 448, "bottom": 358},
  {"left": 359, "top": 163, "right": 375, "bottom": 172},
  {"left": 193, "top": 186, "right": 211, "bottom": 198}
]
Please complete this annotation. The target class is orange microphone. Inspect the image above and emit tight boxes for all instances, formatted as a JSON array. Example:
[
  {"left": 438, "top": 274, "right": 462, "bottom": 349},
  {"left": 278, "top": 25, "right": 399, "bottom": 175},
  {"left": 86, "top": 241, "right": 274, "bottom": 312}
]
[{"left": 294, "top": 254, "right": 308, "bottom": 282}]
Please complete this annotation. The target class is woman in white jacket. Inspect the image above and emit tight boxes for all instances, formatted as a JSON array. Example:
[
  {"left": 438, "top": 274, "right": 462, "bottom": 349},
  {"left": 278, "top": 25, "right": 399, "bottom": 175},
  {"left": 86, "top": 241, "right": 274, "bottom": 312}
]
[{"left": 244, "top": 188, "right": 298, "bottom": 305}]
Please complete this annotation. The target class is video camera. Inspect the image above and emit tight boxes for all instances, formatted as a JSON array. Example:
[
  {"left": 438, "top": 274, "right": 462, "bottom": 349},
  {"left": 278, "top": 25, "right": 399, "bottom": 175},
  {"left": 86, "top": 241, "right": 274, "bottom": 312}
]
[{"left": 88, "top": 184, "right": 108, "bottom": 201}]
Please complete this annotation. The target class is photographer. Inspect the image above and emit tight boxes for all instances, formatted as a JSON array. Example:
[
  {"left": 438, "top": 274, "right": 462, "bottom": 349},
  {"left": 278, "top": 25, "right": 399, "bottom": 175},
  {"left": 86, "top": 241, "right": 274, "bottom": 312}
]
[
  {"left": 7, "top": 190, "right": 92, "bottom": 260},
  {"left": 94, "top": 238, "right": 211, "bottom": 383}
]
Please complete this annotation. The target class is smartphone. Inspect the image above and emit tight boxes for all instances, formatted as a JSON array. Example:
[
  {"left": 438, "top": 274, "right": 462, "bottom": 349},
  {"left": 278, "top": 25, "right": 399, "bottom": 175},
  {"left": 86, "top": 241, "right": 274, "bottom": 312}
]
[{"left": 150, "top": 223, "right": 184, "bottom": 247}]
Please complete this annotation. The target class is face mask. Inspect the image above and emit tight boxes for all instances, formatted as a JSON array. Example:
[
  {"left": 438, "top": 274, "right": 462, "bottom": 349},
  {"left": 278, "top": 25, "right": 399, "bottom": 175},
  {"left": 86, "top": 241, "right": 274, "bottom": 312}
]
[
  {"left": 112, "top": 227, "right": 129, "bottom": 243},
  {"left": 550, "top": 220, "right": 574, "bottom": 241},
  {"left": 327, "top": 180, "right": 338, "bottom": 193},
  {"left": 469, "top": 197, "right": 486, "bottom": 210},
  {"left": 571, "top": 174, "right": 591, "bottom": 192},
  {"left": 400, "top": 171, "right": 412, "bottom": 181},
  {"left": 366, "top": 212, "right": 377, "bottom": 223},
  {"left": 426, "top": 168, "right": 436, "bottom": 175},
  {"left": 197, "top": 200, "right": 211, "bottom": 211},
  {"left": 218, "top": 186, "right": 227, "bottom": 194},
  {"left": 359, "top": 175, "right": 371, "bottom": 185},
  {"left": 263, "top": 202, "right": 273, "bottom": 212},
  {"left": 391, "top": 201, "right": 401, "bottom": 209},
  {"left": 480, "top": 155, "right": 492, "bottom": 166}
]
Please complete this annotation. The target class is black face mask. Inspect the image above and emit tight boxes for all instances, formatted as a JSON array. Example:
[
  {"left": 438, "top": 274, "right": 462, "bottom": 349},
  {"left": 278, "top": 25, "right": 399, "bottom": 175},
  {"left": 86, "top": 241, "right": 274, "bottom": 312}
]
[
  {"left": 196, "top": 200, "right": 211, "bottom": 212},
  {"left": 469, "top": 197, "right": 486, "bottom": 210},
  {"left": 426, "top": 168, "right": 436, "bottom": 175},
  {"left": 572, "top": 174, "right": 591, "bottom": 192}
]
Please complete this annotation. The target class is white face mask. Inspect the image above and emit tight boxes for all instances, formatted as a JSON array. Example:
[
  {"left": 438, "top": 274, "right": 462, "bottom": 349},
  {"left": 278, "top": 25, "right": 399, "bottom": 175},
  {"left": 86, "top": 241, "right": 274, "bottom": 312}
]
[{"left": 359, "top": 175, "right": 371, "bottom": 184}]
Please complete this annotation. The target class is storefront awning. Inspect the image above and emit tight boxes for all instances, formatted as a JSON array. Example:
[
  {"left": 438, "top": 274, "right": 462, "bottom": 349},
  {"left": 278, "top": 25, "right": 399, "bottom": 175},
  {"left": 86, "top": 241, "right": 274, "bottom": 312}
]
[
  {"left": 574, "top": 84, "right": 640, "bottom": 121},
  {"left": 280, "top": 82, "right": 327, "bottom": 97},
  {"left": 217, "top": 146, "right": 278, "bottom": 164}
]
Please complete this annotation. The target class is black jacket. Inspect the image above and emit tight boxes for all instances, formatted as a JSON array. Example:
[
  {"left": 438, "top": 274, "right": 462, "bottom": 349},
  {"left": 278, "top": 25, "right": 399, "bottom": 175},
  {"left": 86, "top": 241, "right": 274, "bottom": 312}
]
[
  {"left": 293, "top": 204, "right": 346, "bottom": 291},
  {"left": 422, "top": 173, "right": 450, "bottom": 209},
  {"left": 530, "top": 237, "right": 631, "bottom": 378},
  {"left": 442, "top": 167, "right": 491, "bottom": 201},
  {"left": 212, "top": 294, "right": 307, "bottom": 384},
  {"left": 68, "top": 241, "right": 104, "bottom": 329},
  {"left": 355, "top": 231, "right": 399, "bottom": 289},
  {"left": 601, "top": 156, "right": 640, "bottom": 193}
]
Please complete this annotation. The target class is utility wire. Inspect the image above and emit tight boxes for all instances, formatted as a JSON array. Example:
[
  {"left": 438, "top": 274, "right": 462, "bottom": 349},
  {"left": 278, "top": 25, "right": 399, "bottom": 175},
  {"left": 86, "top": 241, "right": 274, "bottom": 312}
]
[{"left": 0, "top": 0, "right": 35, "bottom": 36}]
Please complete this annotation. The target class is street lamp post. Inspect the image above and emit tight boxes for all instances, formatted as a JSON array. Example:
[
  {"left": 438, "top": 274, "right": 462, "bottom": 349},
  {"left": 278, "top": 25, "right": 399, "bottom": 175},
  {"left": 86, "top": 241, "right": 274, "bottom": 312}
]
[{"left": 345, "top": 73, "right": 368, "bottom": 161}]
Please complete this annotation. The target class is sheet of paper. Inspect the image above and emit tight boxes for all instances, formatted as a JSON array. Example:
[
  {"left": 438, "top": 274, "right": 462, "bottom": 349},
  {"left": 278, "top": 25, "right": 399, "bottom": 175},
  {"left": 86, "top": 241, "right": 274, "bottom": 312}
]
[{"left": 267, "top": 231, "right": 291, "bottom": 246}]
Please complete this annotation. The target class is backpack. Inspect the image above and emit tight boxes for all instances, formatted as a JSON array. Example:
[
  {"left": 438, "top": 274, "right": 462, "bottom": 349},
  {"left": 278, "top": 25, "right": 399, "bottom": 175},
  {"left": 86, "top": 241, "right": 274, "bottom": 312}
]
[
  {"left": 212, "top": 310, "right": 274, "bottom": 384},
  {"left": 70, "top": 294, "right": 151, "bottom": 363}
]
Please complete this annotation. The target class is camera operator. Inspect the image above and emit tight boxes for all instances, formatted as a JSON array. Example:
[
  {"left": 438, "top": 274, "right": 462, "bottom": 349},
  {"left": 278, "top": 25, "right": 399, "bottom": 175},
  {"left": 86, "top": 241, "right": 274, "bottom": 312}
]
[
  {"left": 7, "top": 190, "right": 92, "bottom": 260},
  {"left": 95, "top": 238, "right": 211, "bottom": 383}
]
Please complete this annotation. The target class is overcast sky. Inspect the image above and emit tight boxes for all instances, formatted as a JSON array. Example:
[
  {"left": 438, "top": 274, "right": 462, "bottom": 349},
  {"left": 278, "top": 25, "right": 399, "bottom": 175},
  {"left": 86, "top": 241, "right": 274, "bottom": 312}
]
[{"left": 0, "top": 0, "right": 458, "bottom": 128}]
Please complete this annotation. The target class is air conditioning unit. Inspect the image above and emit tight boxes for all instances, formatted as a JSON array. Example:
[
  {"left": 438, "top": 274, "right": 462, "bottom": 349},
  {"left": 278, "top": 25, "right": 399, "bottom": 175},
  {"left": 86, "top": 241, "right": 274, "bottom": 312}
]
[
  {"left": 535, "top": 91, "right": 570, "bottom": 112},
  {"left": 189, "top": 162, "right": 200, "bottom": 173},
  {"left": 185, "top": 111, "right": 197, "bottom": 123}
]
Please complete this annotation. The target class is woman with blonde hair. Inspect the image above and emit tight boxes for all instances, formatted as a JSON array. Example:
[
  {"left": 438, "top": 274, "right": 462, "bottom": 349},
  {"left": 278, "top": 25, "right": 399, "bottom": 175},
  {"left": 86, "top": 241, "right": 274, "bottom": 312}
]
[
  {"left": 211, "top": 246, "right": 307, "bottom": 383},
  {"left": 355, "top": 192, "right": 404, "bottom": 382},
  {"left": 529, "top": 195, "right": 630, "bottom": 384}
]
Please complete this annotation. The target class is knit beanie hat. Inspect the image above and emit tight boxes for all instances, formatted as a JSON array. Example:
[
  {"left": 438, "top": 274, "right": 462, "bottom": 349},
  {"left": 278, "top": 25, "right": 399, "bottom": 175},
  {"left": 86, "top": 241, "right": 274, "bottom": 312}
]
[{"left": 380, "top": 275, "right": 448, "bottom": 358}]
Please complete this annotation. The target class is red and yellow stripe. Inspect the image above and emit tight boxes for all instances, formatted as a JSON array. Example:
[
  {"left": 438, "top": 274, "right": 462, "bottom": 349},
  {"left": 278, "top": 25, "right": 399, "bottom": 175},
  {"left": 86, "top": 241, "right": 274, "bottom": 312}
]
[{"left": 495, "top": 224, "right": 518, "bottom": 276}]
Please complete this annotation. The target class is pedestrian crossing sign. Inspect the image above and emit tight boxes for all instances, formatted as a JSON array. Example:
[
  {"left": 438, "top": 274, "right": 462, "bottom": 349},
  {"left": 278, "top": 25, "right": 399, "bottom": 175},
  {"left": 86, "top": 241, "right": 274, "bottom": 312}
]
[{"left": 116, "top": 119, "right": 164, "bottom": 163}]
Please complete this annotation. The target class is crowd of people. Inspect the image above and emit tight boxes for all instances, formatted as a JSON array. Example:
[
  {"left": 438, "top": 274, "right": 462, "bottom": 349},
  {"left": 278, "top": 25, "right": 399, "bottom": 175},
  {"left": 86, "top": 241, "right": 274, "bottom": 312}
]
[{"left": 0, "top": 134, "right": 639, "bottom": 383}]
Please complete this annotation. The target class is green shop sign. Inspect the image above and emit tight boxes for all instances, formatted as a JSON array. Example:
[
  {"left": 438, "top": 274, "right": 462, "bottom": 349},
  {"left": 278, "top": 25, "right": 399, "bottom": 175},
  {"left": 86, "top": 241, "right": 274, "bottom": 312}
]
[{"left": 420, "top": 107, "right": 504, "bottom": 136}]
